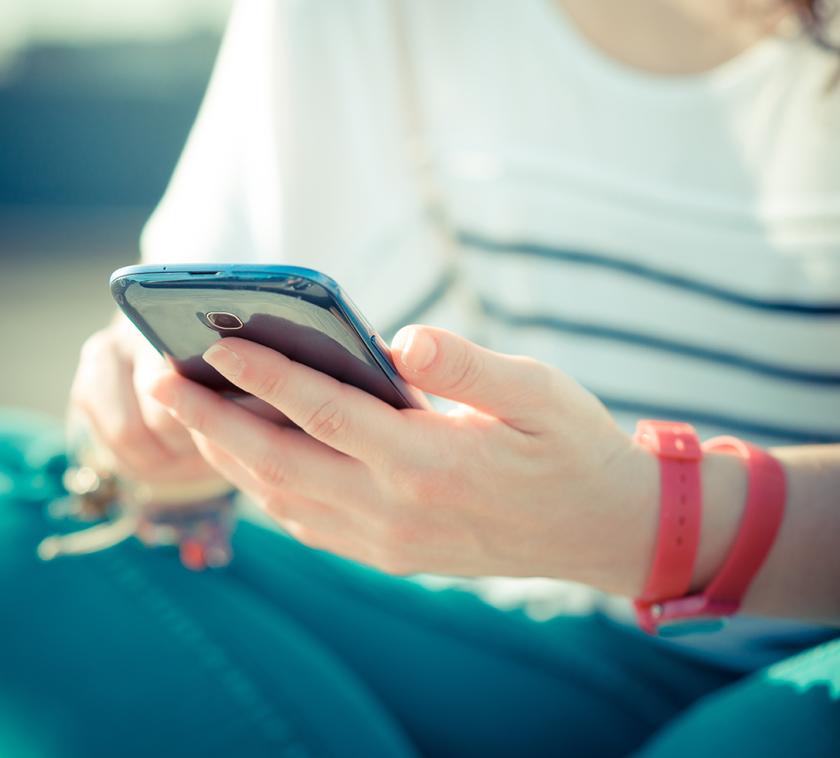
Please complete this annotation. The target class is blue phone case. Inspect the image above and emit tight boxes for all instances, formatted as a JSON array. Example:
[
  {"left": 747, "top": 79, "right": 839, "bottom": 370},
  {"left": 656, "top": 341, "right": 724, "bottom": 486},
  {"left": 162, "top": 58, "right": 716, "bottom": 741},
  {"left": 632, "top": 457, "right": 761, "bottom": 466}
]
[{"left": 110, "top": 263, "right": 430, "bottom": 410}]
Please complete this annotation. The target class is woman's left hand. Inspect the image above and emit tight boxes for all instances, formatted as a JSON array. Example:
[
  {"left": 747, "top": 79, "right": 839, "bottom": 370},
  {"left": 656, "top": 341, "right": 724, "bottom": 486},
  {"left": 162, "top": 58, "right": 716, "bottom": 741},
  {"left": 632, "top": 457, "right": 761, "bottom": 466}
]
[{"left": 150, "top": 326, "right": 657, "bottom": 594}]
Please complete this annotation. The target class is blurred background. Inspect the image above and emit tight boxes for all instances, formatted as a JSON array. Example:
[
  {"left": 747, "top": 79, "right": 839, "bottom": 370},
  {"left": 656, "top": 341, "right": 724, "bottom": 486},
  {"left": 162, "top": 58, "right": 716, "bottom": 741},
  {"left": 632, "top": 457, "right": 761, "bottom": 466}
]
[{"left": 0, "top": 0, "right": 232, "bottom": 417}]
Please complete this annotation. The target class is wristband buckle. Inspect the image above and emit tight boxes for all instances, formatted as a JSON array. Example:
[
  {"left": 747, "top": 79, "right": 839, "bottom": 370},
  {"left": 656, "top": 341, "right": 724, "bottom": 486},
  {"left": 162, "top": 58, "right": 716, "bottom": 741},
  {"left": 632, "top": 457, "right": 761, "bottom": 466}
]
[
  {"left": 636, "top": 595, "right": 739, "bottom": 637},
  {"left": 634, "top": 421, "right": 701, "bottom": 460}
]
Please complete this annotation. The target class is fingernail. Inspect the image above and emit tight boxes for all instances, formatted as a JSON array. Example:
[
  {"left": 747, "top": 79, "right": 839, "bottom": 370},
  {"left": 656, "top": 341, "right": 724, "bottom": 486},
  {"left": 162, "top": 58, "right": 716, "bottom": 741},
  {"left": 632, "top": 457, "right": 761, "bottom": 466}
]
[
  {"left": 397, "top": 329, "right": 437, "bottom": 371},
  {"left": 203, "top": 343, "right": 243, "bottom": 379}
]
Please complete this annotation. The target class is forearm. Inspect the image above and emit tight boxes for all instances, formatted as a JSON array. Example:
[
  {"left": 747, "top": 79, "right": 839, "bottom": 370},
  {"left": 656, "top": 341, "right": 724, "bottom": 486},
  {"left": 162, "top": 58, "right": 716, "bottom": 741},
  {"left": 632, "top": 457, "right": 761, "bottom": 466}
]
[
  {"left": 637, "top": 443, "right": 840, "bottom": 624},
  {"left": 738, "top": 444, "right": 840, "bottom": 622}
]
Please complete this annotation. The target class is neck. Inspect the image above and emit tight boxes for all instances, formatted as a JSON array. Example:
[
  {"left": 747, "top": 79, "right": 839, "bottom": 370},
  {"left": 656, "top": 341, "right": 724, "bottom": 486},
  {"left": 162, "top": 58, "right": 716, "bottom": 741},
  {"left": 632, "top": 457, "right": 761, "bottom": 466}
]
[{"left": 554, "top": 0, "right": 795, "bottom": 75}]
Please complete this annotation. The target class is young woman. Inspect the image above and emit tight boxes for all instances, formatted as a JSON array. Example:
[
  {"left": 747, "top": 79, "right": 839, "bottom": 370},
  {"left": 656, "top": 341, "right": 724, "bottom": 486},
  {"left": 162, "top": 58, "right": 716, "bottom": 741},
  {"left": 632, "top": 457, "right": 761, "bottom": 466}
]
[{"left": 3, "top": 1, "right": 839, "bottom": 755}]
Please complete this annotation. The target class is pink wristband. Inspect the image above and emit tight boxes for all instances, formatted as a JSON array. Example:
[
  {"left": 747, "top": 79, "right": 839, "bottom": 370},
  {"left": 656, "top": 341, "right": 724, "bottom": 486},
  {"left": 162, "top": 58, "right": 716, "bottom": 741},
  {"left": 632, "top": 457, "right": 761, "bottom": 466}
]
[
  {"left": 632, "top": 421, "right": 703, "bottom": 610},
  {"left": 696, "top": 436, "right": 786, "bottom": 609},
  {"left": 636, "top": 434, "right": 786, "bottom": 635}
]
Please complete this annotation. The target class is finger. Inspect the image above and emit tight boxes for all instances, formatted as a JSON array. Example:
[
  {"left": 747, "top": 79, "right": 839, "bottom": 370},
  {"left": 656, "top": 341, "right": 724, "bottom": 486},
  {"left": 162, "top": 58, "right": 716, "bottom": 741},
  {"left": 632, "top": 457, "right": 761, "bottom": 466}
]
[
  {"left": 72, "top": 331, "right": 176, "bottom": 475},
  {"left": 132, "top": 342, "right": 199, "bottom": 456},
  {"left": 201, "top": 337, "right": 407, "bottom": 462},
  {"left": 196, "top": 448, "right": 412, "bottom": 574},
  {"left": 232, "top": 394, "right": 294, "bottom": 427},
  {"left": 193, "top": 433, "right": 360, "bottom": 535},
  {"left": 188, "top": 430, "right": 266, "bottom": 498},
  {"left": 149, "top": 371, "right": 369, "bottom": 504},
  {"left": 79, "top": 406, "right": 215, "bottom": 483},
  {"left": 391, "top": 325, "right": 552, "bottom": 431},
  {"left": 277, "top": 521, "right": 389, "bottom": 570}
]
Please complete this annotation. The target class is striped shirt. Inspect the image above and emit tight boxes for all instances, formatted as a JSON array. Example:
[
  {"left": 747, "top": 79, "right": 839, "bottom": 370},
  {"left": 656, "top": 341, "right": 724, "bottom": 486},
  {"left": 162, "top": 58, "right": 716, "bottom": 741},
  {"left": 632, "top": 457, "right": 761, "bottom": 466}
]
[{"left": 142, "top": 0, "right": 840, "bottom": 669}]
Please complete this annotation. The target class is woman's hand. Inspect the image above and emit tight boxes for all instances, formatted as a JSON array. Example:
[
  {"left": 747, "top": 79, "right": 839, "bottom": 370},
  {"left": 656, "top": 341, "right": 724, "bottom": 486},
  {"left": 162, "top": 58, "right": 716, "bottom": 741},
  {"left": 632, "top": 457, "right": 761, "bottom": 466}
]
[
  {"left": 70, "top": 317, "right": 221, "bottom": 485},
  {"left": 149, "top": 326, "right": 659, "bottom": 594}
]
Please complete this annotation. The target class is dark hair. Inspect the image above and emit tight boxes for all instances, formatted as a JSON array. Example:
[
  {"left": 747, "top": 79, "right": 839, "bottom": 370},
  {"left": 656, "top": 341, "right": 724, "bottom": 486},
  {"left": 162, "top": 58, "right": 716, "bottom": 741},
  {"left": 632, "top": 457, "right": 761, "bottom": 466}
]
[{"left": 793, "top": 0, "right": 839, "bottom": 51}]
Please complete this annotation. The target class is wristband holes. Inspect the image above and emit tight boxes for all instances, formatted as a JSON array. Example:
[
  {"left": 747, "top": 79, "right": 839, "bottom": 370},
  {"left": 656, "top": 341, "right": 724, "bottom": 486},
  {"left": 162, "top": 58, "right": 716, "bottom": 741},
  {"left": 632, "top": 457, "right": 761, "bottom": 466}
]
[
  {"left": 678, "top": 515, "right": 686, "bottom": 526},
  {"left": 677, "top": 537, "right": 684, "bottom": 546}
]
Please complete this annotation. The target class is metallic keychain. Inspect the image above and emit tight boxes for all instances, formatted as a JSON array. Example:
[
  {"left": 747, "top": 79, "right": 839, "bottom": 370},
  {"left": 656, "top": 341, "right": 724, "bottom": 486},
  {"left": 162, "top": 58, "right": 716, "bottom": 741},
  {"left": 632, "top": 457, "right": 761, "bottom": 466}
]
[{"left": 38, "top": 413, "right": 236, "bottom": 570}]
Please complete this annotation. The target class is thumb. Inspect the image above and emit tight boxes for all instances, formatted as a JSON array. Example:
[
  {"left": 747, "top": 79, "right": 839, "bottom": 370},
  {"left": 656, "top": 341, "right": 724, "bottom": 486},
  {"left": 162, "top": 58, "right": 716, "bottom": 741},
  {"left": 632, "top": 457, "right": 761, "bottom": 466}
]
[{"left": 391, "top": 325, "right": 550, "bottom": 429}]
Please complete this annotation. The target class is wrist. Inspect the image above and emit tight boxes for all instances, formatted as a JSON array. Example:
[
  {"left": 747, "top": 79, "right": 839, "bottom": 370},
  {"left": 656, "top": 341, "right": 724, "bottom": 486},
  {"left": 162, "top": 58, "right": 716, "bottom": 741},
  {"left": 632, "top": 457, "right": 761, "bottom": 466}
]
[
  {"left": 691, "top": 451, "right": 748, "bottom": 592},
  {"left": 577, "top": 431, "right": 749, "bottom": 599},
  {"left": 589, "top": 440, "right": 660, "bottom": 597},
  {"left": 625, "top": 422, "right": 786, "bottom": 634},
  {"left": 623, "top": 442, "right": 748, "bottom": 600}
]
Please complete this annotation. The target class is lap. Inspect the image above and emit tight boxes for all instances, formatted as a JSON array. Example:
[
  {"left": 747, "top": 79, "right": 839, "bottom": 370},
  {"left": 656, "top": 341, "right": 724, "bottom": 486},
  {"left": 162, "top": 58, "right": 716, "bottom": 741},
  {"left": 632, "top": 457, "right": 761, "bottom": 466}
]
[
  {"left": 226, "top": 519, "right": 745, "bottom": 755},
  {"left": 1, "top": 494, "right": 736, "bottom": 758},
  {"left": 0, "top": 417, "right": 779, "bottom": 757},
  {"left": 1, "top": 492, "right": 418, "bottom": 757},
  {"left": 636, "top": 636, "right": 840, "bottom": 758}
]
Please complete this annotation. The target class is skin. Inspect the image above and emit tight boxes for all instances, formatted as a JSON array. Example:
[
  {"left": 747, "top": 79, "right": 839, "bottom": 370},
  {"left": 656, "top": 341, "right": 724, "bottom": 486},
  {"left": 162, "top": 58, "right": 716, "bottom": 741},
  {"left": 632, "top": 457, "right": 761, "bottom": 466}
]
[
  {"left": 143, "top": 331, "right": 840, "bottom": 623},
  {"left": 557, "top": 0, "right": 793, "bottom": 75},
  {"left": 69, "top": 0, "right": 840, "bottom": 623},
  {"left": 70, "top": 317, "right": 219, "bottom": 484}
]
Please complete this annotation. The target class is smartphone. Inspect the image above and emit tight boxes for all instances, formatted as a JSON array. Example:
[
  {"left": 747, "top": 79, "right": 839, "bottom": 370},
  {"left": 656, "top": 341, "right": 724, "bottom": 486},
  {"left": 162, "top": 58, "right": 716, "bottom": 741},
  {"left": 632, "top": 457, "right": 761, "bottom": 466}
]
[{"left": 110, "top": 263, "right": 430, "bottom": 410}]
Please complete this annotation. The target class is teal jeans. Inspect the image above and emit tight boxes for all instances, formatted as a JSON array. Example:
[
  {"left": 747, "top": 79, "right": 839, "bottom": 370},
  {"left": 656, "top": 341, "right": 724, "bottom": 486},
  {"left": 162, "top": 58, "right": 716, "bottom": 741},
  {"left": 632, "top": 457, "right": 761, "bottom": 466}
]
[{"left": 1, "top": 414, "right": 839, "bottom": 757}]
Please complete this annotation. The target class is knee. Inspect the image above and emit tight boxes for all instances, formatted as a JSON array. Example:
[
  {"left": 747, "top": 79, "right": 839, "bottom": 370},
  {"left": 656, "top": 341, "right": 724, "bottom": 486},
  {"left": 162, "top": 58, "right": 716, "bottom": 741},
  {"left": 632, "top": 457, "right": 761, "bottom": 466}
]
[{"left": 637, "top": 642, "right": 840, "bottom": 757}]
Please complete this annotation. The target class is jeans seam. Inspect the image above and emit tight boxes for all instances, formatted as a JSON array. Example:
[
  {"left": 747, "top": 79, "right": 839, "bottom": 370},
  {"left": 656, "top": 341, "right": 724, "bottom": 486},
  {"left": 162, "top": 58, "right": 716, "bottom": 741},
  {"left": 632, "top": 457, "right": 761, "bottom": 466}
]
[{"left": 102, "top": 549, "right": 309, "bottom": 757}]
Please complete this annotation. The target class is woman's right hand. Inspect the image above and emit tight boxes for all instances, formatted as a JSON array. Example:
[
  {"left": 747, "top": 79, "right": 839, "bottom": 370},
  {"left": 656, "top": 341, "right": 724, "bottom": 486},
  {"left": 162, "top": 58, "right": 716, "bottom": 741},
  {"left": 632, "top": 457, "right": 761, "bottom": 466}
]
[{"left": 69, "top": 317, "right": 220, "bottom": 485}]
